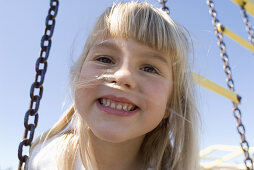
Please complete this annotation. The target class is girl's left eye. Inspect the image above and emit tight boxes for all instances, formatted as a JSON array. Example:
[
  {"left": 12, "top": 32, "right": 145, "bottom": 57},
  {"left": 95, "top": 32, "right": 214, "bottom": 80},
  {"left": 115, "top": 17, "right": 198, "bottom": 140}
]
[{"left": 140, "top": 65, "right": 159, "bottom": 74}]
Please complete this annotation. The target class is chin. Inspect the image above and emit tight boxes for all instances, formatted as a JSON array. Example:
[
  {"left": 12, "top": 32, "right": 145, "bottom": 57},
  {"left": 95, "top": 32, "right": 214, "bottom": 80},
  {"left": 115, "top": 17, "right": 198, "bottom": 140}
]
[{"left": 90, "top": 127, "right": 133, "bottom": 143}]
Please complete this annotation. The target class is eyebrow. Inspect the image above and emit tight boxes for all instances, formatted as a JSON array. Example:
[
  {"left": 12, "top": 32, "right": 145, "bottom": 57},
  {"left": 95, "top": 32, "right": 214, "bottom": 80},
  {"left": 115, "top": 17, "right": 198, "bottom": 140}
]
[
  {"left": 92, "top": 41, "right": 120, "bottom": 51},
  {"left": 92, "top": 41, "right": 169, "bottom": 65},
  {"left": 144, "top": 52, "right": 169, "bottom": 65}
]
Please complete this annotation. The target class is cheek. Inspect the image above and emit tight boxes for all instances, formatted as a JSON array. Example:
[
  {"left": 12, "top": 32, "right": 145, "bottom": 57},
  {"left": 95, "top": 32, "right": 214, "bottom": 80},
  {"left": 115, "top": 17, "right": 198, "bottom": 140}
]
[
  {"left": 79, "top": 63, "right": 100, "bottom": 81},
  {"left": 144, "top": 78, "right": 172, "bottom": 106},
  {"left": 74, "top": 64, "right": 99, "bottom": 118},
  {"left": 74, "top": 88, "right": 90, "bottom": 118},
  {"left": 143, "top": 80, "right": 172, "bottom": 131}
]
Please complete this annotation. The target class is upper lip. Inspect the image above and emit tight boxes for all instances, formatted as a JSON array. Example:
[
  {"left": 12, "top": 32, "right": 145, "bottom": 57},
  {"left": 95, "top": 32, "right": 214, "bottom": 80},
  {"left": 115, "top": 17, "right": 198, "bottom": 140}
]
[{"left": 99, "top": 95, "right": 138, "bottom": 107}]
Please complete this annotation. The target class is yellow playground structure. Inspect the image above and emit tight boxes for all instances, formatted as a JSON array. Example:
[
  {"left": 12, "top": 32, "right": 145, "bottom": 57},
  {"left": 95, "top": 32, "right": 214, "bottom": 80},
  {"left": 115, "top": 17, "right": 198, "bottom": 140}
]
[{"left": 200, "top": 145, "right": 254, "bottom": 170}]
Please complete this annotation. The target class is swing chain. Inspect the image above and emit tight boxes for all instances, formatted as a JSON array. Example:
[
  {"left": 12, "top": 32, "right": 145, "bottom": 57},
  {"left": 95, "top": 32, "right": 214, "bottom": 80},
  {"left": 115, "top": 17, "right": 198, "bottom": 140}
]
[
  {"left": 207, "top": 0, "right": 253, "bottom": 169},
  {"left": 240, "top": 2, "right": 254, "bottom": 45},
  {"left": 18, "top": 0, "right": 59, "bottom": 169},
  {"left": 158, "top": 0, "right": 170, "bottom": 15}
]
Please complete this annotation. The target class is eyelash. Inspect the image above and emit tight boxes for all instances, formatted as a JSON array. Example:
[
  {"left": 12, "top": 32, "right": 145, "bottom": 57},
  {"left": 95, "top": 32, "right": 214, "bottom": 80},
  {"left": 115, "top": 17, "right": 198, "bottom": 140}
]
[
  {"left": 95, "top": 56, "right": 159, "bottom": 75},
  {"left": 95, "top": 56, "right": 115, "bottom": 64},
  {"left": 140, "top": 65, "right": 159, "bottom": 74}
]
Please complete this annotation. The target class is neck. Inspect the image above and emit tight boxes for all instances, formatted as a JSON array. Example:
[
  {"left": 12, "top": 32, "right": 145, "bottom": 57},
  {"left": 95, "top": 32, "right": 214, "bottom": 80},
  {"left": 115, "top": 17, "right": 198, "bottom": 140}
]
[{"left": 88, "top": 130, "right": 145, "bottom": 170}]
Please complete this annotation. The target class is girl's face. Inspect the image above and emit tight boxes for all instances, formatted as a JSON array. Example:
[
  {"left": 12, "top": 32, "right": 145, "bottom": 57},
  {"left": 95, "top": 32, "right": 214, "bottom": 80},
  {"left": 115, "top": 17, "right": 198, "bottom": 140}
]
[{"left": 75, "top": 38, "right": 173, "bottom": 143}]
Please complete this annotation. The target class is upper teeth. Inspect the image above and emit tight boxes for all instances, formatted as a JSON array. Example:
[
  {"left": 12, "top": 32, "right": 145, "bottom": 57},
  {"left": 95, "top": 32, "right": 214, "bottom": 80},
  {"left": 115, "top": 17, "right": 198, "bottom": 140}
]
[{"left": 100, "top": 98, "right": 136, "bottom": 111}]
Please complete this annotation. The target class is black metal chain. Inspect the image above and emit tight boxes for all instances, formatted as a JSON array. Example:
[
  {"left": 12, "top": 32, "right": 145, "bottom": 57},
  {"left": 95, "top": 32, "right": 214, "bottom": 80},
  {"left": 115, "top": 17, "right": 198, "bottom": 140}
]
[
  {"left": 240, "top": 2, "right": 254, "bottom": 45},
  {"left": 158, "top": 0, "right": 170, "bottom": 15},
  {"left": 206, "top": 0, "right": 253, "bottom": 169},
  {"left": 18, "top": 1, "right": 59, "bottom": 169}
]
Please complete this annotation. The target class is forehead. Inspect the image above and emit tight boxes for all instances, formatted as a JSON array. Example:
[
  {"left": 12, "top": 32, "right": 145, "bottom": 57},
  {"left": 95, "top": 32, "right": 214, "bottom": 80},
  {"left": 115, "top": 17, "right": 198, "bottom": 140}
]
[{"left": 92, "top": 38, "right": 156, "bottom": 51}]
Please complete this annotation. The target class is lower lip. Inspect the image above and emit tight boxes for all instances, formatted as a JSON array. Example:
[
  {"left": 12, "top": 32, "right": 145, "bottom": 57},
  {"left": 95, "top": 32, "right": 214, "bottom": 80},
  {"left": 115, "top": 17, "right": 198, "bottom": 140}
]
[{"left": 96, "top": 100, "right": 139, "bottom": 117}]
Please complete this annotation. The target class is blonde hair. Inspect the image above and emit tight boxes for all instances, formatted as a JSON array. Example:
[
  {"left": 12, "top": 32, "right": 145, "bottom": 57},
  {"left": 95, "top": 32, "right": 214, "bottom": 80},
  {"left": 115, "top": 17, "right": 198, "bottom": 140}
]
[{"left": 30, "top": 2, "right": 200, "bottom": 170}]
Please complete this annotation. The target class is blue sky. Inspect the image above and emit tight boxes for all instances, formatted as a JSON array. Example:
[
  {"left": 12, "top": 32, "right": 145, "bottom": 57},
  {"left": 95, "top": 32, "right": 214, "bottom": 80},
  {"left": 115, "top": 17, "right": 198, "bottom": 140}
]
[{"left": 0, "top": 0, "right": 254, "bottom": 169}]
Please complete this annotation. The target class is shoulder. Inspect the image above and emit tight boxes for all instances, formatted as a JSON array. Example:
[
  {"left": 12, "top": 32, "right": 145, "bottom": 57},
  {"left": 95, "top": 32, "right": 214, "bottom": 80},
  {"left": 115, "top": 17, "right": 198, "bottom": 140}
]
[
  {"left": 26, "top": 135, "right": 86, "bottom": 170},
  {"left": 26, "top": 136, "right": 62, "bottom": 170}
]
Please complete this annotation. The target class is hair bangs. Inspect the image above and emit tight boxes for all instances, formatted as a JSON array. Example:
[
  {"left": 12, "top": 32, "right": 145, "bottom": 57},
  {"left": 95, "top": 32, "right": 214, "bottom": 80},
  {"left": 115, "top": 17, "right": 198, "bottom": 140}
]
[{"left": 104, "top": 2, "right": 186, "bottom": 58}]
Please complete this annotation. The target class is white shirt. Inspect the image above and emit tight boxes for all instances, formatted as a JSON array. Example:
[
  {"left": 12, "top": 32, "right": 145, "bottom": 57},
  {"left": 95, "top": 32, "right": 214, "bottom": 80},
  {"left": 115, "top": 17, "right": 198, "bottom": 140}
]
[
  {"left": 26, "top": 136, "right": 85, "bottom": 170},
  {"left": 26, "top": 136, "right": 155, "bottom": 170}
]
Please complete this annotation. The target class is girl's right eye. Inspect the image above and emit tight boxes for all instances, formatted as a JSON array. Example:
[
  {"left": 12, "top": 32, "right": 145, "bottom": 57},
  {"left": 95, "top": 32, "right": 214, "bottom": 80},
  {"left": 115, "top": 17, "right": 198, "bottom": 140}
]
[{"left": 95, "top": 56, "right": 114, "bottom": 64}]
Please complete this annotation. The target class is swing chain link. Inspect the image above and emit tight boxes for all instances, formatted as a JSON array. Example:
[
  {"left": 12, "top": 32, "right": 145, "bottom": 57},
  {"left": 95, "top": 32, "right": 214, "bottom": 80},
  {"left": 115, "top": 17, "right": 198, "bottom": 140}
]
[
  {"left": 18, "top": 0, "right": 59, "bottom": 169},
  {"left": 240, "top": 2, "right": 254, "bottom": 45},
  {"left": 207, "top": 0, "right": 253, "bottom": 169},
  {"left": 158, "top": 0, "right": 170, "bottom": 15}
]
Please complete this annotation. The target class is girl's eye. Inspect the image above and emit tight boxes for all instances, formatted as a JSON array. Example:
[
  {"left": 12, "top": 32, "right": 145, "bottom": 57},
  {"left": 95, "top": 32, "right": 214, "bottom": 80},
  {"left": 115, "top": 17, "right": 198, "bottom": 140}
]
[
  {"left": 141, "top": 65, "right": 159, "bottom": 74},
  {"left": 95, "top": 56, "right": 114, "bottom": 64}
]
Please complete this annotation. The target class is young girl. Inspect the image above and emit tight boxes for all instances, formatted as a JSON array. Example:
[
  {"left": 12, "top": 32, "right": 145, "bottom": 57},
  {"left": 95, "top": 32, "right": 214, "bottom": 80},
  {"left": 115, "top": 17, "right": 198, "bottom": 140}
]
[{"left": 27, "top": 1, "right": 200, "bottom": 170}]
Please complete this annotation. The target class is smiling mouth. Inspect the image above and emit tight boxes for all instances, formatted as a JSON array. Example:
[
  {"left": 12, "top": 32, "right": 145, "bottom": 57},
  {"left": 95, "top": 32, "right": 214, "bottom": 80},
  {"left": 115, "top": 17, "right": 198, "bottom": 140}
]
[{"left": 98, "top": 98, "right": 138, "bottom": 112}]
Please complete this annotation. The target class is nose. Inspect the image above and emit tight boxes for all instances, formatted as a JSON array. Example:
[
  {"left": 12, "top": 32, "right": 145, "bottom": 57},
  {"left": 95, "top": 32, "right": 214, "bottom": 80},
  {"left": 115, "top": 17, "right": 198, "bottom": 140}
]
[{"left": 110, "top": 64, "right": 136, "bottom": 89}]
